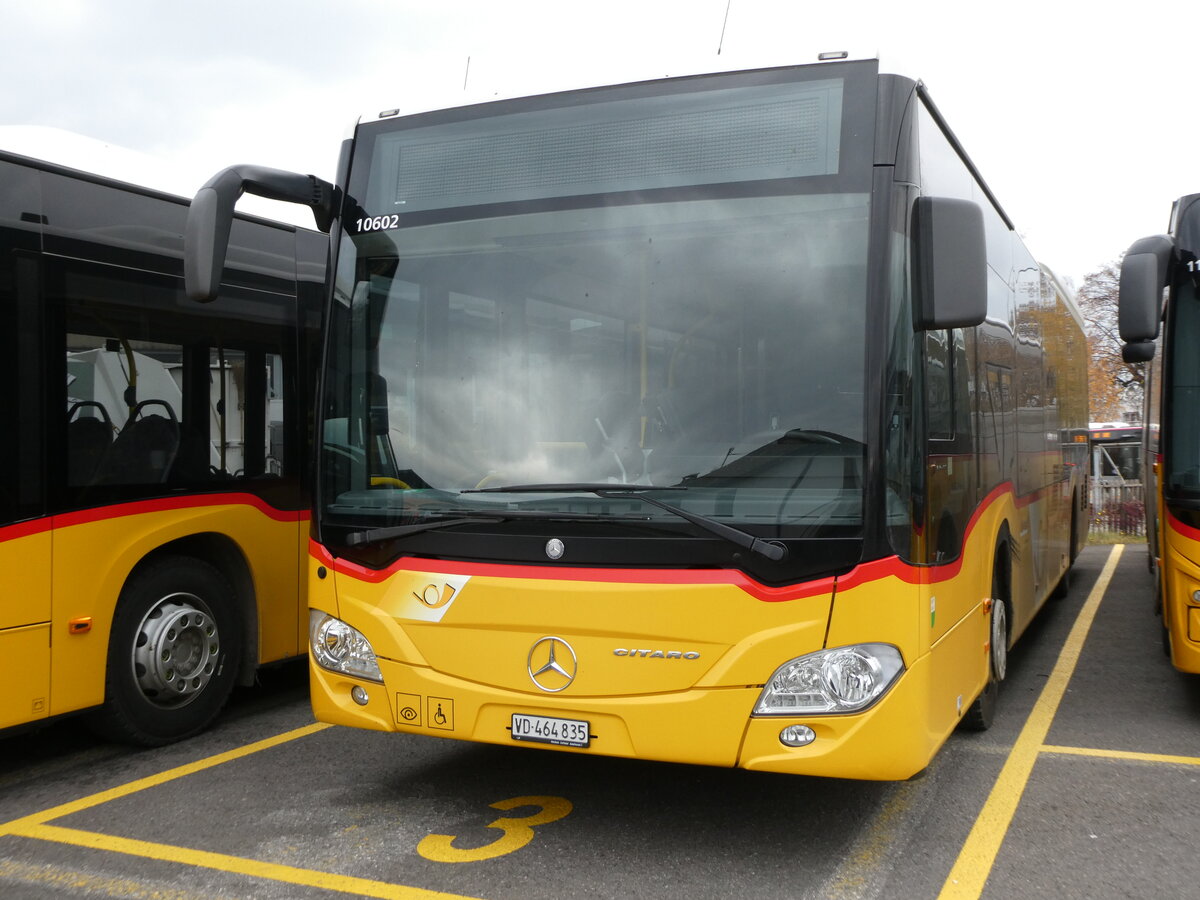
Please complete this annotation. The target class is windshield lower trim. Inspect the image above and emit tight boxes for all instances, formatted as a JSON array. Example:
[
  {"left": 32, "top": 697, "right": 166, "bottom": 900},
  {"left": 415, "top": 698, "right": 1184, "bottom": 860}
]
[{"left": 315, "top": 541, "right": 845, "bottom": 602}]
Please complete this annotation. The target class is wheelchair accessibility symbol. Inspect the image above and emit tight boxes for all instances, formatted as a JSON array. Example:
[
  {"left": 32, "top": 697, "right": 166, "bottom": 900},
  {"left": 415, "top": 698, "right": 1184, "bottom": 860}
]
[{"left": 428, "top": 696, "right": 454, "bottom": 731}]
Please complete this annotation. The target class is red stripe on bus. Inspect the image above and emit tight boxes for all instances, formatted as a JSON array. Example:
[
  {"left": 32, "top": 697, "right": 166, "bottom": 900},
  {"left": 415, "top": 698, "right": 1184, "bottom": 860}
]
[
  {"left": 1168, "top": 510, "right": 1200, "bottom": 543},
  {"left": 310, "top": 539, "right": 834, "bottom": 603},
  {"left": 834, "top": 481, "right": 1020, "bottom": 590},
  {"left": 0, "top": 518, "right": 54, "bottom": 542},
  {"left": 0, "top": 493, "right": 306, "bottom": 543},
  {"left": 312, "top": 479, "right": 1060, "bottom": 602}
]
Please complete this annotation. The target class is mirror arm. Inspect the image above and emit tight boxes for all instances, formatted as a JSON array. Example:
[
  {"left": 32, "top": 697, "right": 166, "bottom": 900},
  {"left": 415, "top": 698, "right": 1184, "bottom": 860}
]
[{"left": 185, "top": 165, "right": 336, "bottom": 303}]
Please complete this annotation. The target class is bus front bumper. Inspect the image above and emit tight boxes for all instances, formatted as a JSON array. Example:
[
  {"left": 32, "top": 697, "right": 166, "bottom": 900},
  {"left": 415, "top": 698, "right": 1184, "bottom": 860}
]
[{"left": 310, "top": 650, "right": 942, "bottom": 781}]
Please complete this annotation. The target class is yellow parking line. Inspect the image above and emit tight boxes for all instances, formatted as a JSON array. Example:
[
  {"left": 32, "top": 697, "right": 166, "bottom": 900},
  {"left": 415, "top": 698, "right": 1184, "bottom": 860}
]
[
  {"left": 0, "top": 858, "right": 222, "bottom": 900},
  {"left": 938, "top": 544, "right": 1124, "bottom": 900},
  {"left": 11, "top": 823, "right": 477, "bottom": 900},
  {"left": 1, "top": 720, "right": 482, "bottom": 899},
  {"left": 0, "top": 722, "right": 331, "bottom": 836},
  {"left": 1042, "top": 744, "right": 1200, "bottom": 767}
]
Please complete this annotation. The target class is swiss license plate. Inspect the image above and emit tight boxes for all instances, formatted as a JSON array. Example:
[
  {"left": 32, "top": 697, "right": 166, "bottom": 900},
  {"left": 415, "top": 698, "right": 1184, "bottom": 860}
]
[{"left": 510, "top": 713, "right": 591, "bottom": 748}]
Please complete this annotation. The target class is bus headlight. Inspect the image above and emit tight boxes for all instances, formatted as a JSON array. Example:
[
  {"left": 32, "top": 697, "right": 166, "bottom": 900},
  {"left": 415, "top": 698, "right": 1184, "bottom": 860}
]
[
  {"left": 309, "top": 611, "right": 383, "bottom": 683},
  {"left": 754, "top": 644, "right": 904, "bottom": 715}
]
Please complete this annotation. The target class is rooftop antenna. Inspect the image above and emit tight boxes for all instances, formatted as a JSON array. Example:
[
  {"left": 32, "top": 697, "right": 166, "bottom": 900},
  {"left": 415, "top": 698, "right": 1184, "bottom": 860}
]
[
  {"left": 717, "top": 0, "right": 732, "bottom": 55},
  {"left": 463, "top": 55, "right": 471, "bottom": 91}
]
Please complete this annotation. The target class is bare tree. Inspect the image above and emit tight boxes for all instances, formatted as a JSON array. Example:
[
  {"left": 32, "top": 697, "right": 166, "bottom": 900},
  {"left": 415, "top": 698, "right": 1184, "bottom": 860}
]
[{"left": 1076, "top": 258, "right": 1144, "bottom": 422}]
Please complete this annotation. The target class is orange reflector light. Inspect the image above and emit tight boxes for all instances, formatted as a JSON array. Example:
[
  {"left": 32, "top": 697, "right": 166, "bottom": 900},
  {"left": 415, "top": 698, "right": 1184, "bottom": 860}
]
[{"left": 68, "top": 617, "right": 93, "bottom": 634}]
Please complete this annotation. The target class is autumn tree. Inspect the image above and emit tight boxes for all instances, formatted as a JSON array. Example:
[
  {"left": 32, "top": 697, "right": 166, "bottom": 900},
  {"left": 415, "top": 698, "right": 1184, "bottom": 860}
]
[{"left": 1076, "top": 258, "right": 1144, "bottom": 422}]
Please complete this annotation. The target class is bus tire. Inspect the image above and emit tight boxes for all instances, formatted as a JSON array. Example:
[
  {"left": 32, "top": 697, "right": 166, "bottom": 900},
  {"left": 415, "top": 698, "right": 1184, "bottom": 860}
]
[
  {"left": 91, "top": 556, "right": 241, "bottom": 746},
  {"left": 1051, "top": 557, "right": 1072, "bottom": 599},
  {"left": 964, "top": 553, "right": 1009, "bottom": 731},
  {"left": 1069, "top": 495, "right": 1081, "bottom": 565},
  {"left": 1156, "top": 577, "right": 1171, "bottom": 657}
]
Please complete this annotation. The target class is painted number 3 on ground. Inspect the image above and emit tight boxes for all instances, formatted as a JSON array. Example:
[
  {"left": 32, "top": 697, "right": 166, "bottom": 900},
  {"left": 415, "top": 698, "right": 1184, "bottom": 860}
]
[{"left": 417, "top": 796, "right": 572, "bottom": 863}]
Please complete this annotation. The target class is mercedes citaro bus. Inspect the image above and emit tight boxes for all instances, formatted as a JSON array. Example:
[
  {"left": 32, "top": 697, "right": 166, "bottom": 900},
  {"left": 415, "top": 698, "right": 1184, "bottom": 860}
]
[
  {"left": 186, "top": 57, "right": 1087, "bottom": 779},
  {"left": 0, "top": 149, "right": 323, "bottom": 745},
  {"left": 1120, "top": 193, "right": 1200, "bottom": 671}
]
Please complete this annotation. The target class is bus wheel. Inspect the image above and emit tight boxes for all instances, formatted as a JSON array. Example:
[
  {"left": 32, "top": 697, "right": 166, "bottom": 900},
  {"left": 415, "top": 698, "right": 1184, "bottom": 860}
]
[
  {"left": 1156, "top": 578, "right": 1171, "bottom": 657},
  {"left": 1051, "top": 565, "right": 1071, "bottom": 600},
  {"left": 1069, "top": 495, "right": 1081, "bottom": 565},
  {"left": 964, "top": 570, "right": 1008, "bottom": 731},
  {"left": 91, "top": 556, "right": 241, "bottom": 746}
]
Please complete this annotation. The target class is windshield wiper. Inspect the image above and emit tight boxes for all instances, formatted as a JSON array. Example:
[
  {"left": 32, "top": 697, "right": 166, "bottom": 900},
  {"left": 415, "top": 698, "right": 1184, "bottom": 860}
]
[
  {"left": 465, "top": 483, "right": 787, "bottom": 561},
  {"left": 345, "top": 514, "right": 509, "bottom": 546},
  {"left": 343, "top": 506, "right": 644, "bottom": 547}
]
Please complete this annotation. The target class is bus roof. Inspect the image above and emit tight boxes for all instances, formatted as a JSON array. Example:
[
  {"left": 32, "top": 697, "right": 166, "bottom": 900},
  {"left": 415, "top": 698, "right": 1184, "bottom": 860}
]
[
  {"left": 360, "top": 53, "right": 880, "bottom": 124},
  {"left": 0, "top": 136, "right": 314, "bottom": 236}
]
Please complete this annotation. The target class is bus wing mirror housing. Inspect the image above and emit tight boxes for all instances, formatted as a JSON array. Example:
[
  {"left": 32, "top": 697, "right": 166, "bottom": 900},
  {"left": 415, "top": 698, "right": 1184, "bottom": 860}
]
[
  {"left": 1118, "top": 233, "right": 1174, "bottom": 361},
  {"left": 912, "top": 197, "right": 987, "bottom": 331},
  {"left": 1121, "top": 340, "right": 1157, "bottom": 364},
  {"left": 185, "top": 165, "right": 336, "bottom": 303}
]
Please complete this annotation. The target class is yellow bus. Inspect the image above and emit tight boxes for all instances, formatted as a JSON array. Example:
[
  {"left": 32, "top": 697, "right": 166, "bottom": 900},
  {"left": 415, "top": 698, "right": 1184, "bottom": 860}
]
[
  {"left": 1120, "top": 193, "right": 1200, "bottom": 670},
  {"left": 187, "top": 58, "right": 1087, "bottom": 779},
  {"left": 0, "top": 149, "right": 324, "bottom": 745}
]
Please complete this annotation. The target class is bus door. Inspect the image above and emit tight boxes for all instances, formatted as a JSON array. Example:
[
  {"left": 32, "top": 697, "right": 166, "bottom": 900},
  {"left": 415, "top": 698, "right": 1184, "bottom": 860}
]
[{"left": 0, "top": 159, "right": 51, "bottom": 729}]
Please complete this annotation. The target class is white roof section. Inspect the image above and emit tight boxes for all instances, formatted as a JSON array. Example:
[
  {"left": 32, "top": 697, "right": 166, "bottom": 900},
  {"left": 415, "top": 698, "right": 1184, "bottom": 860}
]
[
  {"left": 0, "top": 125, "right": 319, "bottom": 229},
  {"left": 0, "top": 125, "right": 191, "bottom": 197}
]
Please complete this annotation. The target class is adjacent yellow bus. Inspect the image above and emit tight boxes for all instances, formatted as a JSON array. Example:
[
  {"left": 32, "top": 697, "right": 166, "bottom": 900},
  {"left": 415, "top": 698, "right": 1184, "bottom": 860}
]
[
  {"left": 0, "top": 149, "right": 324, "bottom": 744},
  {"left": 1120, "top": 193, "right": 1200, "bottom": 670},
  {"left": 187, "top": 58, "right": 1087, "bottom": 779}
]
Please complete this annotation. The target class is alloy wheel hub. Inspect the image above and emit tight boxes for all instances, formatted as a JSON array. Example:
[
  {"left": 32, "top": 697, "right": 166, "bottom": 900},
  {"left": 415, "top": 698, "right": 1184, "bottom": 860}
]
[{"left": 132, "top": 595, "right": 219, "bottom": 708}]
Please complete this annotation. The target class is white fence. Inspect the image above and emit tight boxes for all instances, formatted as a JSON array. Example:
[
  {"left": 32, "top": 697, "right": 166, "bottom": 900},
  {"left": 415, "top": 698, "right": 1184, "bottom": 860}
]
[{"left": 1089, "top": 481, "right": 1146, "bottom": 537}]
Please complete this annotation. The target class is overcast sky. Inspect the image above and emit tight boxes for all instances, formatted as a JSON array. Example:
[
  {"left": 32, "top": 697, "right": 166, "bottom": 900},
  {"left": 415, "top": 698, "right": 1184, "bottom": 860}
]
[{"left": 2, "top": 0, "right": 1193, "bottom": 287}]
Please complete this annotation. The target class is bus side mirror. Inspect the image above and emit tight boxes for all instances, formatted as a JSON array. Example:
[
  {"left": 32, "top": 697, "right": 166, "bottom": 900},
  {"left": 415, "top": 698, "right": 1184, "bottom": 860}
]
[
  {"left": 912, "top": 196, "right": 987, "bottom": 331},
  {"left": 1122, "top": 341, "right": 1156, "bottom": 363},
  {"left": 1118, "top": 233, "right": 1173, "bottom": 361},
  {"left": 184, "top": 183, "right": 233, "bottom": 303},
  {"left": 185, "top": 165, "right": 336, "bottom": 303}
]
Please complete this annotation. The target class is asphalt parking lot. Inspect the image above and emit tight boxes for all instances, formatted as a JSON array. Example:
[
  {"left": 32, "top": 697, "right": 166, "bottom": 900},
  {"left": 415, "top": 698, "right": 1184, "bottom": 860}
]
[{"left": 2, "top": 542, "right": 1198, "bottom": 899}]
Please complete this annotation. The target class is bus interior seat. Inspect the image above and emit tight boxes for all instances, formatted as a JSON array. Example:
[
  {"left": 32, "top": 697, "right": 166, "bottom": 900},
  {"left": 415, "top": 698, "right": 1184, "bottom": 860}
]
[
  {"left": 96, "top": 400, "right": 180, "bottom": 484},
  {"left": 66, "top": 401, "right": 115, "bottom": 485}
]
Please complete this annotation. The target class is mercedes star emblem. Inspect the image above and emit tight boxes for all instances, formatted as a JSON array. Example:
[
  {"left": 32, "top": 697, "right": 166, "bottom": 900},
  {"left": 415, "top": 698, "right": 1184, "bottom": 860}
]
[{"left": 527, "top": 636, "right": 578, "bottom": 692}]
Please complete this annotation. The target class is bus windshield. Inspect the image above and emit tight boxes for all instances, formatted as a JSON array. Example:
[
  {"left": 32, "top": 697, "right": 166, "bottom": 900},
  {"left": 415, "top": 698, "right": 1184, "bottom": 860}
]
[
  {"left": 1166, "top": 271, "right": 1200, "bottom": 498},
  {"left": 320, "top": 68, "right": 873, "bottom": 563}
]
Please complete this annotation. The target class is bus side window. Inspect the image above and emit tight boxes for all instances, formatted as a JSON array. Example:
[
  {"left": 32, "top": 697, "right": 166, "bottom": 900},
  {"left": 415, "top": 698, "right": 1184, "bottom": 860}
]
[
  {"left": 266, "top": 353, "right": 286, "bottom": 476},
  {"left": 923, "top": 327, "right": 977, "bottom": 564},
  {"left": 204, "top": 347, "right": 285, "bottom": 479},
  {"left": 984, "top": 364, "right": 1014, "bottom": 482},
  {"left": 66, "top": 335, "right": 184, "bottom": 487},
  {"left": 925, "top": 329, "right": 953, "bottom": 440}
]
